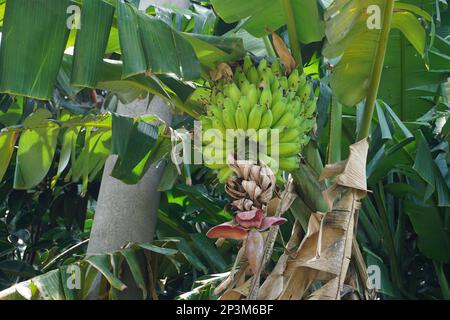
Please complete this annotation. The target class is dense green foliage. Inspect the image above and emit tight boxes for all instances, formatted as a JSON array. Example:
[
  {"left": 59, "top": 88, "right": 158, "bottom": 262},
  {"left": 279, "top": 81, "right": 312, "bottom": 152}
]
[{"left": 0, "top": 0, "right": 448, "bottom": 300}]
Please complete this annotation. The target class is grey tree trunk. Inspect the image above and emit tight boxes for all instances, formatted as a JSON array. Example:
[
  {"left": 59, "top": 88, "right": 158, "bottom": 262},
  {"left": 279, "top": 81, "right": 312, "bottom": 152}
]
[
  {"left": 87, "top": 97, "right": 171, "bottom": 255},
  {"left": 87, "top": 0, "right": 189, "bottom": 299}
]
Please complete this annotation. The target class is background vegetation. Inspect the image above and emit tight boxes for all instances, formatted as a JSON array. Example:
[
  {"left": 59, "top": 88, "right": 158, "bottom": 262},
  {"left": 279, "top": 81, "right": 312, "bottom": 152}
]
[{"left": 0, "top": 0, "right": 448, "bottom": 300}]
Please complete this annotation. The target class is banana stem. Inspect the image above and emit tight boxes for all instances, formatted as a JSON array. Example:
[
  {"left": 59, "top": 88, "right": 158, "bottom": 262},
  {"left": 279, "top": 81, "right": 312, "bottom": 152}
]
[
  {"left": 328, "top": 98, "right": 342, "bottom": 164},
  {"left": 357, "top": 0, "right": 395, "bottom": 141},
  {"left": 281, "top": 0, "right": 303, "bottom": 73},
  {"left": 263, "top": 35, "right": 277, "bottom": 58}
]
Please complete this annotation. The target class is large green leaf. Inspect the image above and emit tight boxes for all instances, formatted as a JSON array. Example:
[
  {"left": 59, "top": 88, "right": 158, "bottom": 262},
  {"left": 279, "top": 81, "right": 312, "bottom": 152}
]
[
  {"left": 211, "top": 0, "right": 325, "bottom": 43},
  {"left": 181, "top": 33, "right": 245, "bottom": 68},
  {"left": 413, "top": 130, "right": 450, "bottom": 206},
  {"left": 94, "top": 58, "right": 168, "bottom": 103},
  {"left": 170, "top": 237, "right": 208, "bottom": 273},
  {"left": 70, "top": 128, "right": 111, "bottom": 189},
  {"left": 363, "top": 247, "right": 397, "bottom": 297},
  {"left": 0, "top": 0, "right": 5, "bottom": 27},
  {"left": 0, "top": 97, "right": 22, "bottom": 126},
  {"left": 138, "top": 3, "right": 246, "bottom": 67},
  {"left": 116, "top": 0, "right": 148, "bottom": 78},
  {"left": 0, "top": 0, "right": 70, "bottom": 99},
  {"left": 57, "top": 127, "right": 79, "bottom": 176},
  {"left": 391, "top": 11, "right": 426, "bottom": 55},
  {"left": 0, "top": 260, "right": 38, "bottom": 278},
  {"left": 137, "top": 243, "right": 177, "bottom": 256},
  {"left": 13, "top": 110, "right": 59, "bottom": 189},
  {"left": 71, "top": 0, "right": 115, "bottom": 87},
  {"left": 405, "top": 201, "right": 450, "bottom": 262},
  {"left": 116, "top": 0, "right": 200, "bottom": 80},
  {"left": 93, "top": 58, "right": 203, "bottom": 117},
  {"left": 120, "top": 248, "right": 147, "bottom": 299},
  {"left": 32, "top": 270, "right": 65, "bottom": 300},
  {"left": 0, "top": 241, "right": 179, "bottom": 300},
  {"left": 85, "top": 255, "right": 127, "bottom": 291},
  {"left": 380, "top": 31, "right": 450, "bottom": 120},
  {"left": 0, "top": 130, "right": 16, "bottom": 181},
  {"left": 0, "top": 0, "right": 202, "bottom": 100},
  {"left": 110, "top": 113, "right": 164, "bottom": 184},
  {"left": 324, "top": 0, "right": 383, "bottom": 106},
  {"left": 323, "top": 0, "right": 429, "bottom": 106},
  {"left": 190, "top": 233, "right": 227, "bottom": 272}
]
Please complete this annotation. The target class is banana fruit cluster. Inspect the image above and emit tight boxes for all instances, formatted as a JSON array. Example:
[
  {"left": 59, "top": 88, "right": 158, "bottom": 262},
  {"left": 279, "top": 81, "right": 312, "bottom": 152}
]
[{"left": 201, "top": 56, "right": 317, "bottom": 181}]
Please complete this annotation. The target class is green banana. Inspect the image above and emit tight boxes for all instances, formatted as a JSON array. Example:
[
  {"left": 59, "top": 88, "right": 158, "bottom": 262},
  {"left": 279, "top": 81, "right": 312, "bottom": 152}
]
[
  {"left": 223, "top": 98, "right": 236, "bottom": 114},
  {"left": 212, "top": 117, "right": 226, "bottom": 135},
  {"left": 200, "top": 116, "right": 213, "bottom": 131},
  {"left": 259, "top": 108, "right": 273, "bottom": 129},
  {"left": 218, "top": 167, "right": 233, "bottom": 183},
  {"left": 247, "top": 85, "right": 259, "bottom": 107},
  {"left": 275, "top": 142, "right": 301, "bottom": 157},
  {"left": 271, "top": 59, "right": 282, "bottom": 76},
  {"left": 280, "top": 76, "right": 289, "bottom": 91},
  {"left": 272, "top": 89, "right": 283, "bottom": 106},
  {"left": 202, "top": 56, "right": 318, "bottom": 176},
  {"left": 304, "top": 97, "right": 317, "bottom": 115},
  {"left": 243, "top": 55, "right": 253, "bottom": 73},
  {"left": 248, "top": 105, "right": 263, "bottom": 130},
  {"left": 280, "top": 128, "right": 301, "bottom": 143},
  {"left": 248, "top": 67, "right": 259, "bottom": 84},
  {"left": 271, "top": 100, "right": 287, "bottom": 124},
  {"left": 208, "top": 105, "right": 223, "bottom": 122},
  {"left": 226, "top": 82, "right": 241, "bottom": 105},
  {"left": 259, "top": 87, "right": 272, "bottom": 107},
  {"left": 279, "top": 156, "right": 300, "bottom": 171},
  {"left": 238, "top": 96, "right": 252, "bottom": 116},
  {"left": 273, "top": 112, "right": 295, "bottom": 129},
  {"left": 257, "top": 59, "right": 268, "bottom": 75},
  {"left": 222, "top": 110, "right": 236, "bottom": 129},
  {"left": 288, "top": 69, "right": 299, "bottom": 91}
]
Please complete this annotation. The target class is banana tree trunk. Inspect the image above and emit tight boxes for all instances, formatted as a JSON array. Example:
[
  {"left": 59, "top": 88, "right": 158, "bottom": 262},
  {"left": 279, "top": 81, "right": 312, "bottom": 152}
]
[
  {"left": 87, "top": 96, "right": 172, "bottom": 254},
  {"left": 87, "top": 0, "right": 189, "bottom": 299}
]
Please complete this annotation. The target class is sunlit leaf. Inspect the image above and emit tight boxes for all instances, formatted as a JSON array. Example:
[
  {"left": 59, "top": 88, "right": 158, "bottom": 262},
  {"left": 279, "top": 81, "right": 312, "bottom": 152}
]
[{"left": 0, "top": 0, "right": 71, "bottom": 99}]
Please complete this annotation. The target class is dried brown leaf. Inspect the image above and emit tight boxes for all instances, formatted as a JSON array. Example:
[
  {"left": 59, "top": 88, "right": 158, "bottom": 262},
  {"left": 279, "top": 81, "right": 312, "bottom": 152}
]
[
  {"left": 258, "top": 221, "right": 303, "bottom": 300},
  {"left": 279, "top": 267, "right": 318, "bottom": 300},
  {"left": 276, "top": 140, "right": 370, "bottom": 300},
  {"left": 266, "top": 198, "right": 281, "bottom": 216},
  {"left": 257, "top": 253, "right": 290, "bottom": 300},
  {"left": 320, "top": 138, "right": 369, "bottom": 195},
  {"left": 220, "top": 290, "right": 242, "bottom": 300},
  {"left": 272, "top": 32, "right": 296, "bottom": 74}
]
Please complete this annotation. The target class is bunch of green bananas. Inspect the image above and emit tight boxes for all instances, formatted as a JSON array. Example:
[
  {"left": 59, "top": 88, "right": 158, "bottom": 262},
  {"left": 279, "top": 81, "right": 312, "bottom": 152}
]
[{"left": 201, "top": 56, "right": 317, "bottom": 182}]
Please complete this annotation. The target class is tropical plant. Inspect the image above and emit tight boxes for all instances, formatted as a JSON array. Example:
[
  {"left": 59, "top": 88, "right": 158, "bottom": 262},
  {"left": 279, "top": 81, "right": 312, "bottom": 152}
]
[{"left": 0, "top": 0, "right": 448, "bottom": 301}]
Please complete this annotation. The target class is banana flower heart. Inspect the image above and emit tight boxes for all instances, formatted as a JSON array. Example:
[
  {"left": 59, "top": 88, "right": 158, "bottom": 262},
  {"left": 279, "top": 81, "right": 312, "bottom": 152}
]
[{"left": 206, "top": 209, "right": 286, "bottom": 273}]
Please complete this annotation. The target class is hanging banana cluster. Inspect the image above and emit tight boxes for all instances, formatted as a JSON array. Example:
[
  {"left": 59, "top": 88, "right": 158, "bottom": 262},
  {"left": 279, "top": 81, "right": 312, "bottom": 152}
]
[
  {"left": 225, "top": 155, "right": 277, "bottom": 211},
  {"left": 201, "top": 56, "right": 317, "bottom": 182}
]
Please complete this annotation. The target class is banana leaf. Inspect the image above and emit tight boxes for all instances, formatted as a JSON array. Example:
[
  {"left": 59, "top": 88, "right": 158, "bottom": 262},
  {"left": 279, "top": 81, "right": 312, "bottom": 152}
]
[
  {"left": 0, "top": 0, "right": 71, "bottom": 100},
  {"left": 211, "top": 0, "right": 325, "bottom": 43}
]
